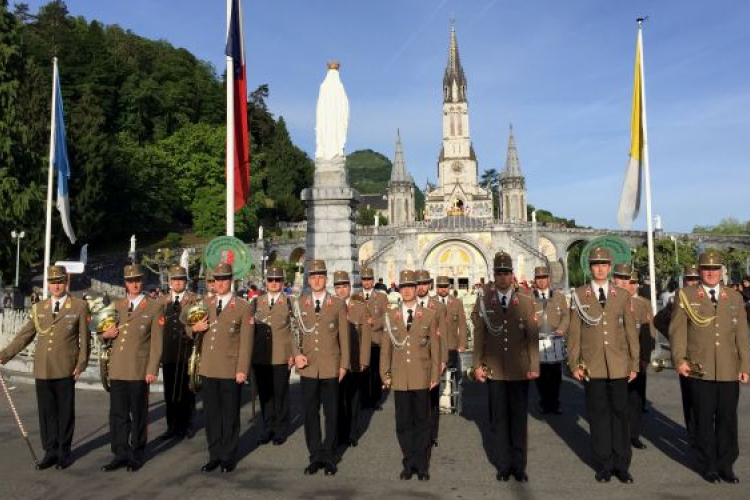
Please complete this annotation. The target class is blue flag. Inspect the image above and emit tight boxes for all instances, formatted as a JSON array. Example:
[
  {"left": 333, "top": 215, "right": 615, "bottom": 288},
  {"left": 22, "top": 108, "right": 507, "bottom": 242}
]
[{"left": 53, "top": 67, "right": 76, "bottom": 244}]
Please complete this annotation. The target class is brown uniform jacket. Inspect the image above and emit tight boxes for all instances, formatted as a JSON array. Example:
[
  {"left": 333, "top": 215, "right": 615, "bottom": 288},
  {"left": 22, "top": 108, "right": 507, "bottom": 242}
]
[
  {"left": 189, "top": 294, "right": 254, "bottom": 379},
  {"left": 420, "top": 296, "right": 449, "bottom": 364},
  {"left": 532, "top": 289, "right": 570, "bottom": 334},
  {"left": 345, "top": 297, "right": 372, "bottom": 372},
  {"left": 291, "top": 293, "right": 350, "bottom": 379},
  {"left": 105, "top": 296, "right": 164, "bottom": 381},
  {"left": 630, "top": 295, "right": 656, "bottom": 367},
  {"left": 472, "top": 285, "right": 540, "bottom": 381},
  {"left": 161, "top": 291, "right": 197, "bottom": 364},
  {"left": 1, "top": 296, "right": 90, "bottom": 379},
  {"left": 436, "top": 294, "right": 468, "bottom": 351},
  {"left": 352, "top": 289, "right": 388, "bottom": 345},
  {"left": 252, "top": 293, "right": 293, "bottom": 365},
  {"left": 379, "top": 304, "right": 440, "bottom": 390},
  {"left": 669, "top": 284, "right": 750, "bottom": 381},
  {"left": 567, "top": 283, "right": 639, "bottom": 379}
]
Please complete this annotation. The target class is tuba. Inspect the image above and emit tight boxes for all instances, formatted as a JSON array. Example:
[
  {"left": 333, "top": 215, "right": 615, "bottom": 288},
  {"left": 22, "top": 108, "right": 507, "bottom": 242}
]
[
  {"left": 185, "top": 303, "right": 208, "bottom": 393},
  {"left": 89, "top": 304, "right": 119, "bottom": 392}
]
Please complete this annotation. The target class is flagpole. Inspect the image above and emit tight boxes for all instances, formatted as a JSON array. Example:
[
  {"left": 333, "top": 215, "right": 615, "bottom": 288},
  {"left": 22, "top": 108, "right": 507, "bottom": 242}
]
[
  {"left": 637, "top": 19, "right": 658, "bottom": 314},
  {"left": 225, "top": 0, "right": 235, "bottom": 237},
  {"left": 42, "top": 57, "right": 59, "bottom": 300}
]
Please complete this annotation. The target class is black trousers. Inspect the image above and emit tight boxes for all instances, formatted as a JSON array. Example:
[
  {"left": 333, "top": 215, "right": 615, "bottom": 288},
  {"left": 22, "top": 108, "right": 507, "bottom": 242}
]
[
  {"left": 429, "top": 384, "right": 440, "bottom": 442},
  {"left": 301, "top": 376, "right": 339, "bottom": 464},
  {"left": 679, "top": 374, "right": 695, "bottom": 440},
  {"left": 447, "top": 349, "right": 462, "bottom": 385},
  {"left": 585, "top": 378, "right": 631, "bottom": 473},
  {"left": 162, "top": 362, "right": 195, "bottom": 435},
  {"left": 253, "top": 363, "right": 290, "bottom": 437},
  {"left": 487, "top": 380, "right": 529, "bottom": 473},
  {"left": 689, "top": 378, "right": 740, "bottom": 475},
  {"left": 535, "top": 362, "right": 562, "bottom": 412},
  {"left": 35, "top": 377, "right": 75, "bottom": 458},
  {"left": 627, "top": 371, "right": 647, "bottom": 440},
  {"left": 109, "top": 380, "right": 149, "bottom": 463},
  {"left": 394, "top": 389, "right": 431, "bottom": 473},
  {"left": 202, "top": 377, "right": 242, "bottom": 464},
  {"left": 366, "top": 344, "right": 383, "bottom": 407},
  {"left": 338, "top": 371, "right": 366, "bottom": 443}
]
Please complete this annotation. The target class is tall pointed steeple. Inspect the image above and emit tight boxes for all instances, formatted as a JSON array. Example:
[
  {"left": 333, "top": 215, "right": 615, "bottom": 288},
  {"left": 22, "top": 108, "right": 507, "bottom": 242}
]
[
  {"left": 443, "top": 20, "right": 467, "bottom": 103},
  {"left": 502, "top": 124, "right": 523, "bottom": 177},
  {"left": 390, "top": 129, "right": 409, "bottom": 182}
]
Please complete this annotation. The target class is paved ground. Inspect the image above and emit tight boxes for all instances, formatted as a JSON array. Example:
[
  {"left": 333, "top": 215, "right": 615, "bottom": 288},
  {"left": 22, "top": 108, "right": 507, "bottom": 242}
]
[{"left": 1, "top": 370, "right": 748, "bottom": 500}]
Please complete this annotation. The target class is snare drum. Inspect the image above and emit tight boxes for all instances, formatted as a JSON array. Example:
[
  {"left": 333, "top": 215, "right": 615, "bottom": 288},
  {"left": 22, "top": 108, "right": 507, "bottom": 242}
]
[{"left": 539, "top": 334, "right": 566, "bottom": 363}]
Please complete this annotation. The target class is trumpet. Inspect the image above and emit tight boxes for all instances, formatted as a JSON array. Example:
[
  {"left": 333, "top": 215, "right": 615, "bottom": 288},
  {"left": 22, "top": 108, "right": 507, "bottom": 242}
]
[
  {"left": 576, "top": 360, "right": 590, "bottom": 382},
  {"left": 89, "top": 305, "right": 120, "bottom": 392},
  {"left": 465, "top": 364, "right": 492, "bottom": 382}
]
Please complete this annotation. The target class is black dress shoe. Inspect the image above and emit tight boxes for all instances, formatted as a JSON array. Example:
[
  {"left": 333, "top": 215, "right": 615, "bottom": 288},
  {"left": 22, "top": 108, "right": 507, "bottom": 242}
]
[
  {"left": 126, "top": 461, "right": 142, "bottom": 472},
  {"left": 512, "top": 470, "right": 529, "bottom": 482},
  {"left": 631, "top": 438, "right": 647, "bottom": 450},
  {"left": 719, "top": 471, "right": 740, "bottom": 484},
  {"left": 614, "top": 470, "right": 634, "bottom": 483},
  {"left": 304, "top": 462, "right": 321, "bottom": 475},
  {"left": 551, "top": 408, "right": 562, "bottom": 415},
  {"left": 221, "top": 462, "right": 236, "bottom": 473},
  {"left": 349, "top": 438, "right": 358, "bottom": 447},
  {"left": 201, "top": 460, "right": 221, "bottom": 472},
  {"left": 55, "top": 457, "right": 71, "bottom": 470},
  {"left": 36, "top": 455, "right": 58, "bottom": 470},
  {"left": 156, "top": 429, "right": 176, "bottom": 442},
  {"left": 101, "top": 459, "right": 128, "bottom": 472},
  {"left": 496, "top": 470, "right": 511, "bottom": 482},
  {"left": 324, "top": 463, "right": 337, "bottom": 476},
  {"left": 595, "top": 469, "right": 612, "bottom": 483},
  {"left": 417, "top": 471, "right": 430, "bottom": 481},
  {"left": 703, "top": 471, "right": 721, "bottom": 484},
  {"left": 400, "top": 468, "right": 413, "bottom": 480},
  {"left": 431, "top": 439, "right": 438, "bottom": 448},
  {"left": 272, "top": 436, "right": 286, "bottom": 446},
  {"left": 258, "top": 433, "right": 273, "bottom": 445},
  {"left": 185, "top": 427, "right": 196, "bottom": 439}
]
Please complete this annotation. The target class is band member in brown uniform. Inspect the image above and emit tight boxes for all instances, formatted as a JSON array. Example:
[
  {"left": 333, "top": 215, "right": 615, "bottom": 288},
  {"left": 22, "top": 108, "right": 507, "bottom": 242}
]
[
  {"left": 333, "top": 270, "right": 371, "bottom": 447},
  {"left": 100, "top": 265, "right": 164, "bottom": 472},
  {"left": 415, "top": 270, "right": 447, "bottom": 447},
  {"left": 669, "top": 249, "right": 750, "bottom": 484},
  {"left": 293, "top": 260, "right": 349, "bottom": 476},
  {"left": 531, "top": 266, "right": 569, "bottom": 415},
  {"left": 252, "top": 265, "right": 293, "bottom": 446},
  {"left": 472, "top": 252, "right": 539, "bottom": 482},
  {"left": 613, "top": 266, "right": 655, "bottom": 450},
  {"left": 653, "top": 264, "right": 700, "bottom": 440},
  {"left": 159, "top": 265, "right": 196, "bottom": 441},
  {"left": 353, "top": 267, "right": 388, "bottom": 409},
  {"left": 0, "top": 266, "right": 89, "bottom": 470},
  {"left": 187, "top": 263, "right": 253, "bottom": 473},
  {"left": 381, "top": 270, "right": 440, "bottom": 481},
  {"left": 568, "top": 247, "right": 638, "bottom": 484},
  {"left": 435, "top": 275, "right": 467, "bottom": 383}
]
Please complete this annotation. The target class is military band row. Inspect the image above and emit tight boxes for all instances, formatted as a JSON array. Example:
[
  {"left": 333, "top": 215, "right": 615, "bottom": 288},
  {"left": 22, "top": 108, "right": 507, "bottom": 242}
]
[{"left": 1, "top": 246, "right": 747, "bottom": 485}]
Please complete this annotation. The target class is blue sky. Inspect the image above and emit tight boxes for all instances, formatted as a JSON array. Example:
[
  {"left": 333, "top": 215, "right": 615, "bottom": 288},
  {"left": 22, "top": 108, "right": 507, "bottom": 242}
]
[{"left": 23, "top": 0, "right": 750, "bottom": 232}]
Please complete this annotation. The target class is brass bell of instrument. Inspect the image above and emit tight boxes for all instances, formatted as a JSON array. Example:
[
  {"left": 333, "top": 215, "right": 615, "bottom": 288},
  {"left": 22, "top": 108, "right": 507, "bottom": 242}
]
[
  {"left": 466, "top": 364, "right": 489, "bottom": 382},
  {"left": 89, "top": 305, "right": 120, "bottom": 333},
  {"left": 186, "top": 304, "right": 209, "bottom": 325},
  {"left": 576, "top": 361, "right": 590, "bottom": 382}
]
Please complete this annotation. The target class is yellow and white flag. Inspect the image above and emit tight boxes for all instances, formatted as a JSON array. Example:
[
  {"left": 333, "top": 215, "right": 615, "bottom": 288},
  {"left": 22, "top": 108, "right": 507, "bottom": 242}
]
[{"left": 617, "top": 34, "right": 644, "bottom": 229}]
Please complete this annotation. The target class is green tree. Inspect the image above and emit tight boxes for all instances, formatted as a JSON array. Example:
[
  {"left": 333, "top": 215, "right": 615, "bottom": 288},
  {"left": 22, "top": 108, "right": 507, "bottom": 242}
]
[{"left": 693, "top": 217, "right": 750, "bottom": 235}]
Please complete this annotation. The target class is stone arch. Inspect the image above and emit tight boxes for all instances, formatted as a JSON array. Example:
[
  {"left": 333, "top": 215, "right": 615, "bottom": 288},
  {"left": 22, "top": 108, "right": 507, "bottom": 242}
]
[
  {"left": 420, "top": 237, "right": 492, "bottom": 290},
  {"left": 289, "top": 247, "right": 306, "bottom": 267},
  {"left": 358, "top": 240, "right": 375, "bottom": 264}
]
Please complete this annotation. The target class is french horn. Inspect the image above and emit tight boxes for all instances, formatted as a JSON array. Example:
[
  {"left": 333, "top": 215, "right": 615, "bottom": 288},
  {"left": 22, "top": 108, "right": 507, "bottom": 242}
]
[
  {"left": 185, "top": 304, "right": 208, "bottom": 393},
  {"left": 89, "top": 305, "right": 119, "bottom": 392}
]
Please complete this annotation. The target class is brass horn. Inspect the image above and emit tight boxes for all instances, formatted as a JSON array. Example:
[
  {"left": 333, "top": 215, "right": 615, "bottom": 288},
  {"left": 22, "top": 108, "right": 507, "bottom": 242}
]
[
  {"left": 186, "top": 304, "right": 209, "bottom": 325},
  {"left": 576, "top": 360, "right": 590, "bottom": 382},
  {"left": 89, "top": 304, "right": 119, "bottom": 392},
  {"left": 651, "top": 357, "right": 670, "bottom": 372},
  {"left": 185, "top": 304, "right": 208, "bottom": 393},
  {"left": 465, "top": 364, "right": 491, "bottom": 382}
]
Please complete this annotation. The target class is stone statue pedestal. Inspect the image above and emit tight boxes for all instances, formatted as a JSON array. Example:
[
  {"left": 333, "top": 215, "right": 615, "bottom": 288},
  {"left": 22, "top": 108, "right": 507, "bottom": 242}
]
[{"left": 301, "top": 156, "right": 360, "bottom": 286}]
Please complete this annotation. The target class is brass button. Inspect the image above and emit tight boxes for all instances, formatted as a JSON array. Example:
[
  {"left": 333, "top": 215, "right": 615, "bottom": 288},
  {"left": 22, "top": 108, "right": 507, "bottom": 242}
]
[
  {"left": 715, "top": 342, "right": 720, "bottom": 346},
  {"left": 604, "top": 341, "right": 609, "bottom": 345},
  {"left": 603, "top": 321, "right": 607, "bottom": 325}
]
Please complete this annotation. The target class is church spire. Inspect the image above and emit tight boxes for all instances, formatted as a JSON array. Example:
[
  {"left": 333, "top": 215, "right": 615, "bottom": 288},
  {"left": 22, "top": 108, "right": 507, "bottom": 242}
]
[
  {"left": 443, "top": 20, "right": 467, "bottom": 103},
  {"left": 502, "top": 124, "right": 523, "bottom": 177},
  {"left": 390, "top": 129, "right": 410, "bottom": 183}
]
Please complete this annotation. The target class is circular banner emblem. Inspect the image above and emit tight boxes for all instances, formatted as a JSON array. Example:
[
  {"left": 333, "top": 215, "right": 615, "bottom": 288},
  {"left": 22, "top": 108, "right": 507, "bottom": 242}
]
[
  {"left": 203, "top": 236, "right": 253, "bottom": 279},
  {"left": 580, "top": 235, "right": 632, "bottom": 280}
]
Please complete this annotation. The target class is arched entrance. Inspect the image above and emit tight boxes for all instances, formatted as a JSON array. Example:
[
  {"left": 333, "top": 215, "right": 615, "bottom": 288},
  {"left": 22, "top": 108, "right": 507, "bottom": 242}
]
[{"left": 422, "top": 239, "right": 489, "bottom": 290}]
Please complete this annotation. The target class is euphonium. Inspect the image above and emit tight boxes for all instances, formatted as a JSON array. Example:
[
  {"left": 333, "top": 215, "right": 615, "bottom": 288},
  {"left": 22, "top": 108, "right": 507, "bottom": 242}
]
[
  {"left": 185, "top": 304, "right": 208, "bottom": 393},
  {"left": 89, "top": 305, "right": 119, "bottom": 392},
  {"left": 466, "top": 363, "right": 491, "bottom": 382}
]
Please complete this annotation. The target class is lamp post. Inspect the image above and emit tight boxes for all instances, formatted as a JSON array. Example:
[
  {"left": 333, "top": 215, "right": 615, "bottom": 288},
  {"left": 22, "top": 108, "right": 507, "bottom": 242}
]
[{"left": 11, "top": 230, "right": 25, "bottom": 287}]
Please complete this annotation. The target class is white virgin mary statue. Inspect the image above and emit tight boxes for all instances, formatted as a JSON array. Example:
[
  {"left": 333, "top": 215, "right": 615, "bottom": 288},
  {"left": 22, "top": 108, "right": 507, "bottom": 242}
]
[{"left": 315, "top": 62, "right": 350, "bottom": 161}]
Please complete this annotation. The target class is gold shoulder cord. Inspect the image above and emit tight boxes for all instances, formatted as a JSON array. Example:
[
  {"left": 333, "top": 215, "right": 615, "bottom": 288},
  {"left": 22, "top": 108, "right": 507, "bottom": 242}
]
[
  {"left": 677, "top": 289, "right": 715, "bottom": 327},
  {"left": 31, "top": 304, "right": 54, "bottom": 337}
]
